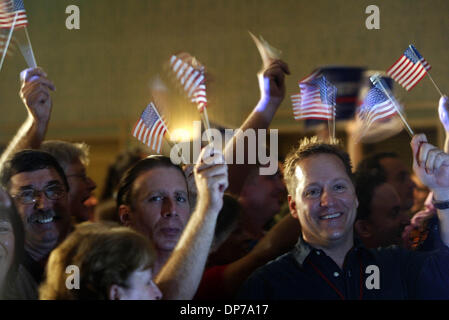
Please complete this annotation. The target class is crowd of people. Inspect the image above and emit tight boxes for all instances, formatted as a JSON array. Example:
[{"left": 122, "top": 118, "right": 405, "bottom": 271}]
[{"left": 0, "top": 56, "right": 449, "bottom": 300}]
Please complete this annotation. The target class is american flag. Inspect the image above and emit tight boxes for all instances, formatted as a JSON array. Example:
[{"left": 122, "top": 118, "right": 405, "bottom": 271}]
[
  {"left": 387, "top": 45, "right": 431, "bottom": 91},
  {"left": 299, "top": 69, "right": 321, "bottom": 83},
  {"left": 191, "top": 83, "right": 207, "bottom": 111},
  {"left": 0, "top": 0, "right": 28, "bottom": 29},
  {"left": 0, "top": 30, "right": 16, "bottom": 56},
  {"left": 357, "top": 86, "right": 397, "bottom": 127},
  {"left": 169, "top": 54, "right": 207, "bottom": 111},
  {"left": 132, "top": 102, "right": 168, "bottom": 153},
  {"left": 292, "top": 76, "right": 336, "bottom": 121}
]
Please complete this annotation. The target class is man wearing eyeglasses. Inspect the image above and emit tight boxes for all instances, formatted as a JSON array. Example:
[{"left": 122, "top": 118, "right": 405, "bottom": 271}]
[{"left": 0, "top": 150, "right": 72, "bottom": 299}]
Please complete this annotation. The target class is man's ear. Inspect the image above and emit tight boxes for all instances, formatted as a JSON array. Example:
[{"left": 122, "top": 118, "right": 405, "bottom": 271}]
[
  {"left": 108, "top": 284, "right": 125, "bottom": 300},
  {"left": 119, "top": 204, "right": 132, "bottom": 227},
  {"left": 288, "top": 195, "right": 298, "bottom": 219},
  {"left": 354, "top": 219, "right": 372, "bottom": 238}
]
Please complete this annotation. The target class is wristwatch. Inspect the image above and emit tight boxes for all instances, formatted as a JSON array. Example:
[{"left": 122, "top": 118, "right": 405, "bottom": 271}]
[{"left": 432, "top": 197, "right": 449, "bottom": 210}]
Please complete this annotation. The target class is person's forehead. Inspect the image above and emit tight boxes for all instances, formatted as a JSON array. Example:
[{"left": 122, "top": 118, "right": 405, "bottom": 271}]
[
  {"left": 295, "top": 153, "right": 349, "bottom": 182},
  {"left": 65, "top": 158, "right": 85, "bottom": 174},
  {"left": 133, "top": 166, "right": 187, "bottom": 194},
  {"left": 128, "top": 268, "right": 152, "bottom": 284},
  {"left": 9, "top": 168, "right": 64, "bottom": 191}
]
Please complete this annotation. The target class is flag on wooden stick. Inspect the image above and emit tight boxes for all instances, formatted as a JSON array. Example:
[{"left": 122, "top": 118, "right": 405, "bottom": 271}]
[
  {"left": 358, "top": 86, "right": 397, "bottom": 128},
  {"left": 169, "top": 54, "right": 207, "bottom": 112},
  {"left": 132, "top": 102, "right": 168, "bottom": 154},
  {"left": 0, "top": 0, "right": 27, "bottom": 29},
  {"left": 387, "top": 45, "right": 431, "bottom": 91},
  {"left": 292, "top": 76, "right": 336, "bottom": 121}
]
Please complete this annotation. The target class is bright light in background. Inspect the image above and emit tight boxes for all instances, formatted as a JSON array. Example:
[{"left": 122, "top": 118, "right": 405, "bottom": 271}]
[{"left": 170, "top": 127, "right": 196, "bottom": 142}]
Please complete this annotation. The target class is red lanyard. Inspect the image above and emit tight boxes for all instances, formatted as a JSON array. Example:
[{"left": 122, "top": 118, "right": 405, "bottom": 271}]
[{"left": 308, "top": 257, "right": 363, "bottom": 300}]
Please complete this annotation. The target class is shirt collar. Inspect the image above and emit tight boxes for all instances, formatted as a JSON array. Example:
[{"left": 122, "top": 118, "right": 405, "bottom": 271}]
[
  {"left": 292, "top": 236, "right": 314, "bottom": 266},
  {"left": 292, "top": 235, "right": 367, "bottom": 267}
]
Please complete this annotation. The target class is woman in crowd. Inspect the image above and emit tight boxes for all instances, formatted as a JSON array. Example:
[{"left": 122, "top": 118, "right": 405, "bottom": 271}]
[
  {"left": 0, "top": 187, "right": 24, "bottom": 299},
  {"left": 39, "top": 222, "right": 162, "bottom": 300}
]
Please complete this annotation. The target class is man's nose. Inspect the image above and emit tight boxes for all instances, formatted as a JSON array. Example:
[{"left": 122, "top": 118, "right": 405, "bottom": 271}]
[
  {"left": 161, "top": 197, "right": 177, "bottom": 217},
  {"left": 320, "top": 189, "right": 335, "bottom": 207},
  {"left": 34, "top": 192, "right": 52, "bottom": 210}
]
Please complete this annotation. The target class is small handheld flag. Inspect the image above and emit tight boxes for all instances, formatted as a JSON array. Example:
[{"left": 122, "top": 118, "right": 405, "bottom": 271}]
[
  {"left": 387, "top": 44, "right": 442, "bottom": 95},
  {"left": 0, "top": 0, "right": 36, "bottom": 68},
  {"left": 292, "top": 75, "right": 337, "bottom": 139},
  {"left": 169, "top": 53, "right": 213, "bottom": 145},
  {"left": 0, "top": 27, "right": 16, "bottom": 56},
  {"left": 132, "top": 102, "right": 168, "bottom": 154},
  {"left": 248, "top": 31, "right": 281, "bottom": 69},
  {"left": 299, "top": 69, "right": 321, "bottom": 83},
  {"left": 0, "top": 0, "right": 27, "bottom": 29},
  {"left": 358, "top": 87, "right": 397, "bottom": 129},
  {"left": 370, "top": 74, "right": 414, "bottom": 137},
  {"left": 169, "top": 54, "right": 207, "bottom": 112},
  {"left": 293, "top": 76, "right": 336, "bottom": 120}
]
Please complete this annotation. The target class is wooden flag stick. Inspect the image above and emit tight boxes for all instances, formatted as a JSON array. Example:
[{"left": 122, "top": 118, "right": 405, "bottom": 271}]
[
  {"left": 426, "top": 71, "right": 444, "bottom": 97},
  {"left": 201, "top": 107, "right": 213, "bottom": 146},
  {"left": 323, "top": 79, "right": 335, "bottom": 141},
  {"left": 24, "top": 27, "right": 36, "bottom": 67},
  {"left": 16, "top": 26, "right": 37, "bottom": 68},
  {"left": 332, "top": 106, "right": 335, "bottom": 140},
  {"left": 0, "top": 12, "right": 18, "bottom": 72},
  {"left": 370, "top": 74, "right": 414, "bottom": 138}
]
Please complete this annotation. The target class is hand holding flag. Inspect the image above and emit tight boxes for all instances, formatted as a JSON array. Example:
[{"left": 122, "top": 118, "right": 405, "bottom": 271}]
[{"left": 438, "top": 95, "right": 449, "bottom": 132}]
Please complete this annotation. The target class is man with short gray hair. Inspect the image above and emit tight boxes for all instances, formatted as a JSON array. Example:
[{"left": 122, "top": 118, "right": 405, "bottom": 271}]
[{"left": 41, "top": 141, "right": 96, "bottom": 223}]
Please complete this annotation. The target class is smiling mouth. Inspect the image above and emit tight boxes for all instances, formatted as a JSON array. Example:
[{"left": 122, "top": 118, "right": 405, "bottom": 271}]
[
  {"left": 29, "top": 212, "right": 59, "bottom": 224},
  {"left": 319, "top": 212, "right": 342, "bottom": 220}
]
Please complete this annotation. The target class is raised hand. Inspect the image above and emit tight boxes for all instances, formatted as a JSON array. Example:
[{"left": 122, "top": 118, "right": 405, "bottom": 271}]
[
  {"left": 438, "top": 95, "right": 449, "bottom": 132},
  {"left": 194, "top": 146, "right": 228, "bottom": 213},
  {"left": 257, "top": 59, "right": 290, "bottom": 107},
  {"left": 183, "top": 163, "right": 197, "bottom": 207},
  {"left": 19, "top": 67, "right": 56, "bottom": 123},
  {"left": 411, "top": 134, "right": 449, "bottom": 193}
]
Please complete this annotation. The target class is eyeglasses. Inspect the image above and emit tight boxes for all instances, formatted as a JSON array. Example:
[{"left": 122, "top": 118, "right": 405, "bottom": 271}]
[{"left": 12, "top": 185, "right": 66, "bottom": 205}]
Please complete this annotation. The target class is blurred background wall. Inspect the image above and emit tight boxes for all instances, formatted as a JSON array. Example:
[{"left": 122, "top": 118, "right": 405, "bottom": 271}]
[{"left": 0, "top": 0, "right": 447, "bottom": 197}]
